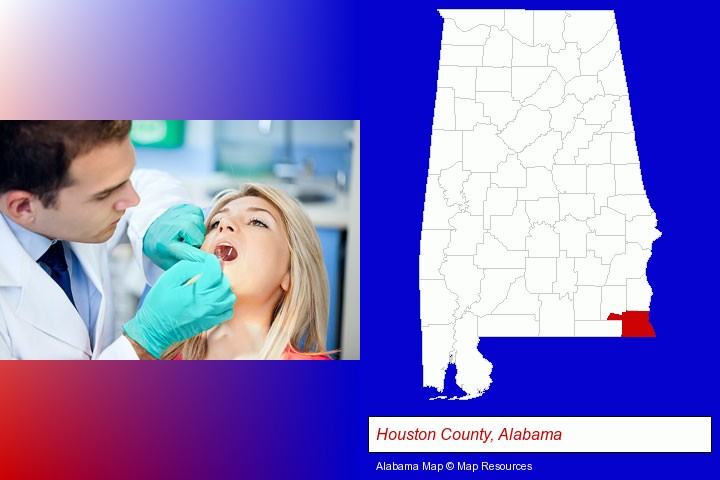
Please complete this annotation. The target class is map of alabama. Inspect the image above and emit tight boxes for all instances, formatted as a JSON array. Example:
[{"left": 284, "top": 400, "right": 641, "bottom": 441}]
[{"left": 420, "top": 10, "right": 661, "bottom": 399}]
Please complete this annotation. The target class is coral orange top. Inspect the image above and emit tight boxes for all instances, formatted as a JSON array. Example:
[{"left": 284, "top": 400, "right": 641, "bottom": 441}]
[
  {"left": 281, "top": 345, "right": 332, "bottom": 360},
  {"left": 173, "top": 345, "right": 332, "bottom": 360}
]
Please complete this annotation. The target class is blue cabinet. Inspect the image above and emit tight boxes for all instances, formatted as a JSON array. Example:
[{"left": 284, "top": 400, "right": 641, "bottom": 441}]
[{"left": 316, "top": 227, "right": 343, "bottom": 352}]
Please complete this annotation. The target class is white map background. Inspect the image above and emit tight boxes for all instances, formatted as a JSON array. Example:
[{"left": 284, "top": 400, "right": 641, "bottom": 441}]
[{"left": 420, "top": 10, "right": 661, "bottom": 399}]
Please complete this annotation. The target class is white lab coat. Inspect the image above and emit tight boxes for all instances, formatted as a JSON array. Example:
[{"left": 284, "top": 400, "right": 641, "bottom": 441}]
[{"left": 0, "top": 169, "right": 192, "bottom": 360}]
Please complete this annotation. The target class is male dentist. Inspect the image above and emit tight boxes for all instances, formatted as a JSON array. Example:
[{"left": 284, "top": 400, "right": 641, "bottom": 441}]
[{"left": 0, "top": 121, "right": 235, "bottom": 359}]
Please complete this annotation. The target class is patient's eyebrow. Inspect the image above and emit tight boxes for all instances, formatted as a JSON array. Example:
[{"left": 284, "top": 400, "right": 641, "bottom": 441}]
[
  {"left": 247, "top": 206, "right": 277, "bottom": 223},
  {"left": 91, "top": 179, "right": 129, "bottom": 199}
]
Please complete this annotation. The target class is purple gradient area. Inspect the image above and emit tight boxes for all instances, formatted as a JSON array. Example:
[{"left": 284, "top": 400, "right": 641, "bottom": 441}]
[
  {"left": 0, "top": 0, "right": 358, "bottom": 118},
  {"left": 0, "top": 362, "right": 363, "bottom": 478}
]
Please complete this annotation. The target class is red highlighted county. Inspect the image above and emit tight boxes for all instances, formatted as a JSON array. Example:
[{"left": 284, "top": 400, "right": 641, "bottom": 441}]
[{"left": 607, "top": 311, "right": 655, "bottom": 337}]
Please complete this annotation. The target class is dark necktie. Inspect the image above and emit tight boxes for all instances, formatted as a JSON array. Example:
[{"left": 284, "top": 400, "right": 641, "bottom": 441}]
[{"left": 38, "top": 241, "right": 76, "bottom": 307}]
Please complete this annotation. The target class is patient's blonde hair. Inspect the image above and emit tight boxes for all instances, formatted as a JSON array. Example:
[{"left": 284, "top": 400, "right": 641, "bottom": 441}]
[{"left": 161, "top": 184, "right": 330, "bottom": 360}]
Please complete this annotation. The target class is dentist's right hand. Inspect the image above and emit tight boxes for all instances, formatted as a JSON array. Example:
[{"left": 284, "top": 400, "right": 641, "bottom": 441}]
[{"left": 122, "top": 253, "right": 235, "bottom": 359}]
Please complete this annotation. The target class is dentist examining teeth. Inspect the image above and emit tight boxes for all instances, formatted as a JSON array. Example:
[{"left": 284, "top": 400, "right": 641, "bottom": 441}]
[{"left": 0, "top": 121, "right": 235, "bottom": 360}]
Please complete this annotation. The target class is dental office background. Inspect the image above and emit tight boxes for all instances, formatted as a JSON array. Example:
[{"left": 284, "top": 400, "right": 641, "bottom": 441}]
[{"left": 111, "top": 120, "right": 360, "bottom": 359}]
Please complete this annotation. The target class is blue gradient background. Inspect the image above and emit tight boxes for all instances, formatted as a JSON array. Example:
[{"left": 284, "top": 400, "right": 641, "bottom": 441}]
[
  {"left": 1, "top": 0, "right": 718, "bottom": 479},
  {"left": 0, "top": 0, "right": 358, "bottom": 118}
]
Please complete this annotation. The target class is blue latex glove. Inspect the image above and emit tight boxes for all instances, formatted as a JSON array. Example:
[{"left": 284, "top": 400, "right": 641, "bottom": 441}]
[
  {"left": 143, "top": 204, "right": 207, "bottom": 271},
  {"left": 123, "top": 254, "right": 235, "bottom": 358}
]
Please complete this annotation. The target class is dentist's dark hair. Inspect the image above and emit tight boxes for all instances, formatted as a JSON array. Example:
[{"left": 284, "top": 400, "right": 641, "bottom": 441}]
[{"left": 0, "top": 121, "right": 132, "bottom": 207}]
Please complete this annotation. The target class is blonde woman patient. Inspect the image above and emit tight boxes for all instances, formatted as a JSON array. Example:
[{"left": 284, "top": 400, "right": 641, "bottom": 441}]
[{"left": 162, "top": 184, "right": 332, "bottom": 360}]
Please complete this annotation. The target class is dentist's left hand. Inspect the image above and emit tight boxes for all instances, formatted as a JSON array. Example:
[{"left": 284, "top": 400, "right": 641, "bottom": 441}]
[{"left": 143, "top": 204, "right": 207, "bottom": 270}]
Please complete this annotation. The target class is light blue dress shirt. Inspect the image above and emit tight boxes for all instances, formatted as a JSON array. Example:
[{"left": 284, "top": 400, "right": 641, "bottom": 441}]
[{"left": 1, "top": 213, "right": 100, "bottom": 347}]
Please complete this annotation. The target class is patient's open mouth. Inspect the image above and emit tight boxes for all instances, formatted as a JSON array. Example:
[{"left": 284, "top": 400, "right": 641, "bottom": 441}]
[{"left": 214, "top": 244, "right": 238, "bottom": 262}]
